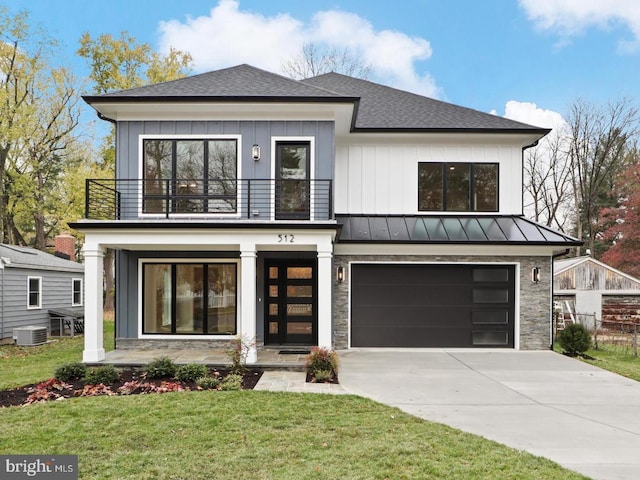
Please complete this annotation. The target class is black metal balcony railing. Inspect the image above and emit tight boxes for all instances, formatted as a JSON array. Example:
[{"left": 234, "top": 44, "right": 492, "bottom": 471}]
[{"left": 85, "top": 179, "right": 333, "bottom": 221}]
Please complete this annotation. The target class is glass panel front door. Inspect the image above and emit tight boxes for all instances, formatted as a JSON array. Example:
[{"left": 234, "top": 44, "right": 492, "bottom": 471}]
[
  {"left": 275, "top": 142, "right": 310, "bottom": 219},
  {"left": 265, "top": 260, "right": 317, "bottom": 345}
]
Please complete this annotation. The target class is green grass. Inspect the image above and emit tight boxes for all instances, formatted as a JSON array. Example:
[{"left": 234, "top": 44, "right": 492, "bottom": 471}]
[
  {"left": 0, "top": 392, "right": 588, "bottom": 480},
  {"left": 554, "top": 341, "right": 640, "bottom": 382},
  {"left": 0, "top": 326, "right": 590, "bottom": 479},
  {"left": 0, "top": 319, "right": 114, "bottom": 389}
]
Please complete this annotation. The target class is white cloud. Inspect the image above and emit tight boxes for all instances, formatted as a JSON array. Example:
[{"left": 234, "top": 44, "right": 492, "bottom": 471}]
[
  {"left": 157, "top": 0, "right": 439, "bottom": 97},
  {"left": 519, "top": 0, "right": 640, "bottom": 52},
  {"left": 503, "top": 100, "right": 567, "bottom": 131}
]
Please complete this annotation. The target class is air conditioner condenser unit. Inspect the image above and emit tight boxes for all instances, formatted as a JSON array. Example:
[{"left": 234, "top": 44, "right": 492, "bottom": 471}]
[{"left": 13, "top": 326, "right": 48, "bottom": 346}]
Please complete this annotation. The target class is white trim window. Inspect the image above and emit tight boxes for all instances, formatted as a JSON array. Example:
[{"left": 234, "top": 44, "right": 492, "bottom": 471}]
[
  {"left": 27, "top": 276, "right": 42, "bottom": 309},
  {"left": 72, "top": 278, "right": 83, "bottom": 306},
  {"left": 140, "top": 135, "right": 241, "bottom": 217},
  {"left": 140, "top": 260, "right": 238, "bottom": 337}
]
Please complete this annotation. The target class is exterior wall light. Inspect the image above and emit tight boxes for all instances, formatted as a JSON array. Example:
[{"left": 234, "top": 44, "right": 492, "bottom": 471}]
[
  {"left": 251, "top": 144, "right": 261, "bottom": 161},
  {"left": 532, "top": 267, "right": 541, "bottom": 283},
  {"left": 336, "top": 266, "right": 345, "bottom": 283}
]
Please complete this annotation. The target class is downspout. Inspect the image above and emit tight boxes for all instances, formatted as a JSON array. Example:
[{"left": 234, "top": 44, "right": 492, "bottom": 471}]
[
  {"left": 550, "top": 248, "right": 571, "bottom": 349},
  {"left": 96, "top": 110, "right": 117, "bottom": 351},
  {"left": 521, "top": 139, "right": 540, "bottom": 217}
]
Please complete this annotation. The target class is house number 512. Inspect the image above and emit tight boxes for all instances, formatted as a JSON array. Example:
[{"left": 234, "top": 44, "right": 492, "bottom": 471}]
[{"left": 278, "top": 234, "right": 295, "bottom": 243}]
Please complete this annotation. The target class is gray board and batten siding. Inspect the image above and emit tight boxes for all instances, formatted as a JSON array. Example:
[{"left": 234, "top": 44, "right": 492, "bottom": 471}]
[
  {"left": 116, "top": 120, "right": 335, "bottom": 179},
  {"left": 0, "top": 244, "right": 84, "bottom": 340}
]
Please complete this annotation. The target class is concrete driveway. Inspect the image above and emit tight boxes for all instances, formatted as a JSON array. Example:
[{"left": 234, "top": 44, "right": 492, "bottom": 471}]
[{"left": 338, "top": 350, "right": 640, "bottom": 480}]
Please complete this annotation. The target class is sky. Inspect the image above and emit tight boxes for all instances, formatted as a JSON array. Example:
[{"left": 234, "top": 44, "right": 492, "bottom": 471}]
[{"left": 7, "top": 0, "right": 640, "bottom": 132}]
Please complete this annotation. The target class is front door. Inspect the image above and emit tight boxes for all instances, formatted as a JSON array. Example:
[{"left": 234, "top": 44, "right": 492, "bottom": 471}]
[
  {"left": 275, "top": 142, "right": 310, "bottom": 220},
  {"left": 265, "top": 260, "right": 317, "bottom": 345}
]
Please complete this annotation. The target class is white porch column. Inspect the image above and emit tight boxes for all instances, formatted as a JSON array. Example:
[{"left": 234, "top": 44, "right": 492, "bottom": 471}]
[
  {"left": 240, "top": 244, "right": 258, "bottom": 364},
  {"left": 83, "top": 245, "right": 105, "bottom": 362},
  {"left": 317, "top": 249, "right": 333, "bottom": 349}
]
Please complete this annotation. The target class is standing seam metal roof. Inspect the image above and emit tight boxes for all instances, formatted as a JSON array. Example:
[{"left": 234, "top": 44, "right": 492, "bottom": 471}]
[{"left": 336, "top": 215, "right": 582, "bottom": 245}]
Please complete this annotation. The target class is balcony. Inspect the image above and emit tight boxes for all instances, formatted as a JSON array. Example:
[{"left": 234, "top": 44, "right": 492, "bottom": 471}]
[{"left": 84, "top": 179, "right": 333, "bottom": 221}]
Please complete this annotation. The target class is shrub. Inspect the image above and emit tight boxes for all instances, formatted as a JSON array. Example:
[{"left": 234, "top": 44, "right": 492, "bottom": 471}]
[
  {"left": 312, "top": 369, "right": 334, "bottom": 383},
  {"left": 84, "top": 365, "right": 120, "bottom": 385},
  {"left": 557, "top": 323, "right": 592, "bottom": 356},
  {"left": 227, "top": 335, "right": 255, "bottom": 374},
  {"left": 175, "top": 363, "right": 208, "bottom": 383},
  {"left": 196, "top": 375, "right": 220, "bottom": 390},
  {"left": 219, "top": 373, "right": 243, "bottom": 391},
  {"left": 144, "top": 356, "right": 177, "bottom": 379},
  {"left": 305, "top": 347, "right": 339, "bottom": 377},
  {"left": 54, "top": 362, "right": 87, "bottom": 382}
]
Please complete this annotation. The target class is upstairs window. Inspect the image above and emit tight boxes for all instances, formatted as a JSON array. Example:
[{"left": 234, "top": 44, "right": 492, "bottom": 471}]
[
  {"left": 418, "top": 163, "right": 498, "bottom": 212},
  {"left": 143, "top": 138, "right": 238, "bottom": 214}
]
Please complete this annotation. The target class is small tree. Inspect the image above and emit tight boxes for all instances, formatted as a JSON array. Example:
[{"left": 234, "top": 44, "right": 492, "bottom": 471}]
[{"left": 557, "top": 323, "right": 592, "bottom": 357}]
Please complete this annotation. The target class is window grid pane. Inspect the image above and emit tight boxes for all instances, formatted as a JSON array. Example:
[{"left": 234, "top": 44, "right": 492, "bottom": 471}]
[{"left": 445, "top": 163, "right": 470, "bottom": 211}]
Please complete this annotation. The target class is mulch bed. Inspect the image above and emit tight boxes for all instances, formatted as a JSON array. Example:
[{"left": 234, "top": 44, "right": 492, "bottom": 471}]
[{"left": 0, "top": 368, "right": 263, "bottom": 408}]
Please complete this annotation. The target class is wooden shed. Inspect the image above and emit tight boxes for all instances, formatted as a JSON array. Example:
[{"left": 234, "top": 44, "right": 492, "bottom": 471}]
[
  {"left": 0, "top": 244, "right": 85, "bottom": 342},
  {"left": 554, "top": 256, "right": 640, "bottom": 329}
]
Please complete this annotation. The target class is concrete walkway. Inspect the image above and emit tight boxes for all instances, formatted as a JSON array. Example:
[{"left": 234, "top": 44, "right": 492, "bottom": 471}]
[
  {"left": 337, "top": 349, "right": 640, "bottom": 480},
  {"left": 254, "top": 371, "right": 347, "bottom": 394}
]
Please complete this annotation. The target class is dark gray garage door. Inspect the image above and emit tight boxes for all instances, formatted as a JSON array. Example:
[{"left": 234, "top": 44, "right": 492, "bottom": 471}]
[{"left": 351, "top": 264, "right": 515, "bottom": 348}]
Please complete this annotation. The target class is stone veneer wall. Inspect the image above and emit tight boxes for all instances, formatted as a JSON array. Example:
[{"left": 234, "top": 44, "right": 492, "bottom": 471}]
[{"left": 332, "top": 254, "right": 552, "bottom": 350}]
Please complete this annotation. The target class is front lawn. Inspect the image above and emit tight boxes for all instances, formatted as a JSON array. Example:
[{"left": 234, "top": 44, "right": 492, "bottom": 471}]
[
  {"left": 0, "top": 392, "right": 588, "bottom": 480},
  {"left": 0, "top": 318, "right": 115, "bottom": 390},
  {"left": 553, "top": 342, "right": 640, "bottom": 382}
]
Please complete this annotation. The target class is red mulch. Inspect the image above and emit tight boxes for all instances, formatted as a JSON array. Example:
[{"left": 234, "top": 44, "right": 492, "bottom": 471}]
[{"left": 0, "top": 368, "right": 263, "bottom": 408}]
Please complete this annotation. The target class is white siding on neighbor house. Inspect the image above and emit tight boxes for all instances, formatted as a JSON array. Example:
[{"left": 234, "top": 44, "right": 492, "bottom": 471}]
[
  {"left": 1, "top": 267, "right": 84, "bottom": 339},
  {"left": 334, "top": 140, "right": 523, "bottom": 215}
]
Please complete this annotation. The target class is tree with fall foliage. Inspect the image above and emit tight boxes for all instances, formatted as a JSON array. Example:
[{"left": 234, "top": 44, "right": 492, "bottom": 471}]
[
  {"left": 77, "top": 31, "right": 192, "bottom": 310},
  {"left": 0, "top": 7, "right": 82, "bottom": 248},
  {"left": 600, "top": 156, "right": 640, "bottom": 277}
]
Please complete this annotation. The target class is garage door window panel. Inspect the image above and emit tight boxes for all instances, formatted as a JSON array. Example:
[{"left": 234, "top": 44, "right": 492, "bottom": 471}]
[
  {"left": 473, "top": 331, "right": 509, "bottom": 345},
  {"left": 472, "top": 310, "right": 509, "bottom": 324}
]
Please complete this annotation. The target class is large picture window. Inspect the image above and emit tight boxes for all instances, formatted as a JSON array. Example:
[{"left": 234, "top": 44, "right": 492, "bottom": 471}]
[
  {"left": 143, "top": 138, "right": 238, "bottom": 214},
  {"left": 418, "top": 162, "right": 498, "bottom": 212},
  {"left": 143, "top": 262, "right": 237, "bottom": 335}
]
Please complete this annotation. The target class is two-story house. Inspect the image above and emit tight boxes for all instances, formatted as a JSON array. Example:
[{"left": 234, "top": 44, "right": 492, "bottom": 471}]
[{"left": 72, "top": 64, "right": 580, "bottom": 363}]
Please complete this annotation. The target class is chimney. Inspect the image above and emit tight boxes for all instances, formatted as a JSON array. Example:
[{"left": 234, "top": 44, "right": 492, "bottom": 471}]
[{"left": 54, "top": 233, "right": 76, "bottom": 262}]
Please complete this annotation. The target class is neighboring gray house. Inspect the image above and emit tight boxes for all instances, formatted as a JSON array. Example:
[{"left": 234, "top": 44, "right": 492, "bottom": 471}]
[
  {"left": 0, "top": 244, "right": 85, "bottom": 341},
  {"left": 72, "top": 64, "right": 580, "bottom": 363}
]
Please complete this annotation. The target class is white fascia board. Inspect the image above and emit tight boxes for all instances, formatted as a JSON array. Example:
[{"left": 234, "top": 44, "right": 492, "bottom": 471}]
[
  {"left": 82, "top": 228, "right": 337, "bottom": 251},
  {"left": 334, "top": 243, "right": 558, "bottom": 256},
  {"left": 90, "top": 101, "right": 354, "bottom": 130},
  {"left": 336, "top": 131, "right": 544, "bottom": 147}
]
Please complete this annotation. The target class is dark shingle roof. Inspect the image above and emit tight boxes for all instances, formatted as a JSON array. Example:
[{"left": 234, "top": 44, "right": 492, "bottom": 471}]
[
  {"left": 84, "top": 64, "right": 547, "bottom": 134},
  {"left": 83, "top": 64, "right": 351, "bottom": 101},
  {"left": 336, "top": 215, "right": 582, "bottom": 246},
  {"left": 0, "top": 244, "right": 84, "bottom": 273},
  {"left": 302, "top": 72, "right": 545, "bottom": 132}
]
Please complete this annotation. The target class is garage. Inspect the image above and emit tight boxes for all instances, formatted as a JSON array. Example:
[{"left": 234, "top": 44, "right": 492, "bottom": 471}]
[{"left": 351, "top": 264, "right": 515, "bottom": 348}]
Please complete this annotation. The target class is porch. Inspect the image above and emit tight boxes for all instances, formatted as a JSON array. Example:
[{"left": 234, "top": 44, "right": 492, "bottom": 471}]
[{"left": 92, "top": 347, "right": 311, "bottom": 369}]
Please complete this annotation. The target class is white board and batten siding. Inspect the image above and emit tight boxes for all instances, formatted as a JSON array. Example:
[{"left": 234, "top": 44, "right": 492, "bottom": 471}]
[{"left": 334, "top": 141, "right": 523, "bottom": 215}]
